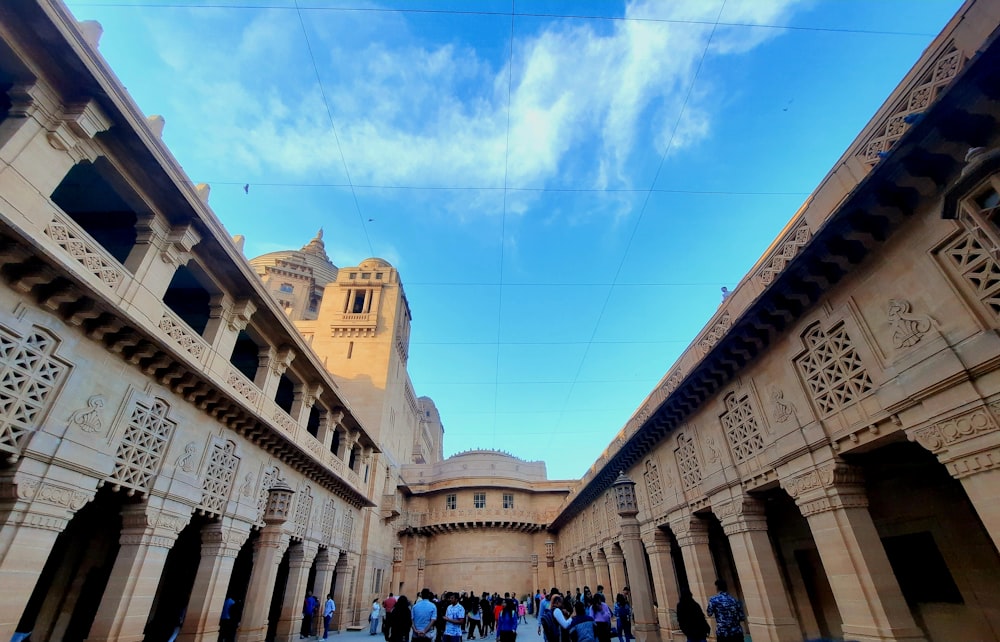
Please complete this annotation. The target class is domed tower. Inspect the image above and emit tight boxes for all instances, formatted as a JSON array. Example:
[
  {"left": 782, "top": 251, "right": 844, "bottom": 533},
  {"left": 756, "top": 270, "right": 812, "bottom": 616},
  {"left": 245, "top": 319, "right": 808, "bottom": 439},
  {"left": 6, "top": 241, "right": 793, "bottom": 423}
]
[{"left": 248, "top": 229, "right": 338, "bottom": 321}]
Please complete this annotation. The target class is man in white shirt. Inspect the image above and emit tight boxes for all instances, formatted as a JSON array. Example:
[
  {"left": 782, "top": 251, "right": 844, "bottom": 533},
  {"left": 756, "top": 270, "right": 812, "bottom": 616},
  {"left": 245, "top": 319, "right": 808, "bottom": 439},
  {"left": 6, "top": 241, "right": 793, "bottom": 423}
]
[
  {"left": 443, "top": 592, "right": 466, "bottom": 642},
  {"left": 323, "top": 594, "right": 336, "bottom": 639}
]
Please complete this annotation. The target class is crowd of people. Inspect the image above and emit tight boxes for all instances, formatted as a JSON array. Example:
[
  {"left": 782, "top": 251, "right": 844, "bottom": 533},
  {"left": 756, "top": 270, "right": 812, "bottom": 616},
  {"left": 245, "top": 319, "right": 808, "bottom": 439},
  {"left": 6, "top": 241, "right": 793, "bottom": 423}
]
[{"left": 279, "top": 577, "right": 746, "bottom": 642}]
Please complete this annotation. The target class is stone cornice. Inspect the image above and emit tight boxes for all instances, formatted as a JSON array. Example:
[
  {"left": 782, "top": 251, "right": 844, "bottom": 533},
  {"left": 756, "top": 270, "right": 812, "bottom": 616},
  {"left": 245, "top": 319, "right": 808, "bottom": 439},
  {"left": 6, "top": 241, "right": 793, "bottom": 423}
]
[{"left": 549, "top": 26, "right": 1000, "bottom": 531}]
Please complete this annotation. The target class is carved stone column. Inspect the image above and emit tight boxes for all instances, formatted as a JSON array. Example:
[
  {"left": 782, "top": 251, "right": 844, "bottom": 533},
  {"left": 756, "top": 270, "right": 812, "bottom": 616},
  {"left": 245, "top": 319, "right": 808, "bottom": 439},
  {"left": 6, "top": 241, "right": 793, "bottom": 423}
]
[
  {"left": 416, "top": 557, "right": 426, "bottom": 591},
  {"left": 593, "top": 548, "right": 611, "bottom": 596},
  {"left": 908, "top": 403, "right": 1000, "bottom": 553},
  {"left": 782, "top": 462, "right": 924, "bottom": 642},
  {"left": 313, "top": 548, "right": 338, "bottom": 610},
  {"left": 583, "top": 552, "right": 598, "bottom": 591},
  {"left": 275, "top": 540, "right": 320, "bottom": 642},
  {"left": 332, "top": 553, "right": 355, "bottom": 629},
  {"left": 238, "top": 481, "right": 293, "bottom": 642},
  {"left": 668, "top": 513, "right": 714, "bottom": 609},
  {"left": 254, "top": 347, "right": 295, "bottom": 403},
  {"left": 605, "top": 548, "right": 628, "bottom": 601},
  {"left": 531, "top": 554, "right": 540, "bottom": 598},
  {"left": 545, "top": 540, "right": 556, "bottom": 590},
  {"left": 713, "top": 494, "right": 799, "bottom": 642},
  {"left": 641, "top": 530, "right": 680, "bottom": 634},
  {"left": 612, "top": 473, "right": 659, "bottom": 642},
  {"left": 177, "top": 519, "right": 251, "bottom": 642},
  {"left": 0, "top": 474, "right": 91, "bottom": 641},
  {"left": 86, "top": 503, "right": 192, "bottom": 642}
]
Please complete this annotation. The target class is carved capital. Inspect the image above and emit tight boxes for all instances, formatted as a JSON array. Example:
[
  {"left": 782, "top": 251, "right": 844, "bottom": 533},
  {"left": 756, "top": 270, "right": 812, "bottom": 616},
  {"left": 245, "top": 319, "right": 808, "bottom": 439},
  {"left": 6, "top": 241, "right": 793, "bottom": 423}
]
[
  {"left": 270, "top": 347, "right": 296, "bottom": 377},
  {"left": 227, "top": 299, "right": 257, "bottom": 332},
  {"left": 908, "top": 405, "right": 999, "bottom": 454},
  {"left": 713, "top": 495, "right": 768, "bottom": 534},
  {"left": 781, "top": 462, "right": 868, "bottom": 517},
  {"left": 160, "top": 223, "right": 202, "bottom": 267}
]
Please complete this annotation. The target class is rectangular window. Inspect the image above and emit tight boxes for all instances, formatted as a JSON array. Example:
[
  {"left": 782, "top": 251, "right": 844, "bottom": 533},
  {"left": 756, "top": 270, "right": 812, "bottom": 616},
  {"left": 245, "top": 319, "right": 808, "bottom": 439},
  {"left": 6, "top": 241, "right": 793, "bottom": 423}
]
[
  {"left": 446, "top": 494, "right": 456, "bottom": 510},
  {"left": 376, "top": 273, "right": 383, "bottom": 280},
  {"left": 362, "top": 272, "right": 371, "bottom": 279},
  {"left": 350, "top": 272, "right": 357, "bottom": 279},
  {"left": 503, "top": 493, "right": 514, "bottom": 509},
  {"left": 279, "top": 283, "right": 294, "bottom": 293},
  {"left": 352, "top": 292, "right": 366, "bottom": 313},
  {"left": 474, "top": 492, "right": 486, "bottom": 509}
]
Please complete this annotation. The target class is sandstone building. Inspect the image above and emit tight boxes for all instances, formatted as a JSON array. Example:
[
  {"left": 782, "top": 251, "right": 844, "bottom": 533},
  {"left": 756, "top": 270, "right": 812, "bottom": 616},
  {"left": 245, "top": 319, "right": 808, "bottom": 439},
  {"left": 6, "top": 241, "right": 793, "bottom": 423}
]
[{"left": 0, "top": 1, "right": 999, "bottom": 642}]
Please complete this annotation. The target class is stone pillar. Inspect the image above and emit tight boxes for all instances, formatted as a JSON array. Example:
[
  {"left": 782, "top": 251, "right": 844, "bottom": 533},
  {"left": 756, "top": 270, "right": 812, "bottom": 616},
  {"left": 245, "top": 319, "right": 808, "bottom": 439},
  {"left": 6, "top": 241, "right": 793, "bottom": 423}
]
[
  {"left": 254, "top": 347, "right": 295, "bottom": 402},
  {"left": 205, "top": 297, "right": 256, "bottom": 358},
  {"left": 124, "top": 216, "right": 201, "bottom": 301},
  {"left": 545, "top": 541, "right": 556, "bottom": 590},
  {"left": 605, "top": 547, "right": 628, "bottom": 600},
  {"left": 669, "top": 513, "right": 714, "bottom": 609},
  {"left": 782, "top": 462, "right": 924, "bottom": 642},
  {"left": 532, "top": 554, "right": 540, "bottom": 597},
  {"left": 583, "top": 553, "right": 598, "bottom": 590},
  {"left": 416, "top": 557, "right": 426, "bottom": 591},
  {"left": 238, "top": 481, "right": 294, "bottom": 642},
  {"left": 313, "top": 548, "right": 338, "bottom": 610},
  {"left": 391, "top": 544, "right": 403, "bottom": 594},
  {"left": 714, "top": 494, "right": 799, "bottom": 642},
  {"left": 178, "top": 520, "right": 251, "bottom": 642},
  {"left": 594, "top": 548, "right": 611, "bottom": 596},
  {"left": 332, "top": 553, "right": 355, "bottom": 629},
  {"left": 275, "top": 540, "right": 320, "bottom": 642},
  {"left": 612, "top": 473, "right": 659, "bottom": 642},
  {"left": 86, "top": 503, "right": 191, "bottom": 642},
  {"left": 908, "top": 408, "right": 1000, "bottom": 554},
  {"left": 641, "top": 530, "right": 680, "bottom": 633},
  {"left": 0, "top": 474, "right": 90, "bottom": 641}
]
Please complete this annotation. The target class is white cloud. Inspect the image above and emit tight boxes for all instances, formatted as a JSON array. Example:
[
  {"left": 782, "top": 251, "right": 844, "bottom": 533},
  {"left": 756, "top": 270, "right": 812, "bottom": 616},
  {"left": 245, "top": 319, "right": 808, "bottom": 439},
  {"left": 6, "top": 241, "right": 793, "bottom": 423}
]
[{"left": 139, "top": 0, "right": 803, "bottom": 214}]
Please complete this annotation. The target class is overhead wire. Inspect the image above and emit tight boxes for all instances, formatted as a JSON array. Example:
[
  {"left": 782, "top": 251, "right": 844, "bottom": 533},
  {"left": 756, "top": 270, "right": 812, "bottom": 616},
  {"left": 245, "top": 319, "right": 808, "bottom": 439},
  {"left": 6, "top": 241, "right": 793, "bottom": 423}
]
[
  {"left": 543, "top": 0, "right": 730, "bottom": 452},
  {"left": 292, "top": 0, "right": 374, "bottom": 256},
  {"left": 67, "top": 1, "right": 938, "bottom": 38}
]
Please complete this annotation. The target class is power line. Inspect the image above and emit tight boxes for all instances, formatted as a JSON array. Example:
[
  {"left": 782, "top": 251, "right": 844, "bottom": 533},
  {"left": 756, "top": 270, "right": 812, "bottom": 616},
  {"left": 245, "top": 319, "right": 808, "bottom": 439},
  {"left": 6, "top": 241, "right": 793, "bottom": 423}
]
[
  {"left": 293, "top": 0, "right": 374, "bottom": 256},
  {"left": 545, "top": 0, "right": 729, "bottom": 450},
  {"left": 68, "top": 2, "right": 938, "bottom": 37},
  {"left": 187, "top": 179, "right": 811, "bottom": 196},
  {"left": 492, "top": 4, "right": 516, "bottom": 448}
]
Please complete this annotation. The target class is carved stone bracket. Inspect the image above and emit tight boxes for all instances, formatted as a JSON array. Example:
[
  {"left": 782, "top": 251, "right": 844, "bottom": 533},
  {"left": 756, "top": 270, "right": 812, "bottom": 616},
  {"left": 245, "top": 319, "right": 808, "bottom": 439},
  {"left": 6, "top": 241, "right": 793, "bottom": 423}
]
[
  {"left": 160, "top": 224, "right": 202, "bottom": 267},
  {"left": 9, "top": 477, "right": 92, "bottom": 511},
  {"left": 711, "top": 495, "right": 768, "bottom": 535},
  {"left": 908, "top": 404, "right": 999, "bottom": 454},
  {"left": 780, "top": 462, "right": 867, "bottom": 517}
]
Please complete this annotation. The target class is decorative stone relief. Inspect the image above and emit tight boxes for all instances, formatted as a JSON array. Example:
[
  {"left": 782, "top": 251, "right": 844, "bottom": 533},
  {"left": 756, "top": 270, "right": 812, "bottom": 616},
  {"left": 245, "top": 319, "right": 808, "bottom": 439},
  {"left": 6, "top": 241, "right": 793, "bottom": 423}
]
[
  {"left": 15, "top": 479, "right": 90, "bottom": 510},
  {"left": 781, "top": 463, "right": 868, "bottom": 517},
  {"left": 108, "top": 396, "right": 177, "bottom": 495},
  {"left": 721, "top": 392, "right": 764, "bottom": 463},
  {"left": 643, "top": 459, "right": 663, "bottom": 507},
  {"left": 200, "top": 440, "right": 239, "bottom": 515},
  {"left": 226, "top": 368, "right": 260, "bottom": 404},
  {"left": 0, "top": 327, "right": 71, "bottom": 462},
  {"left": 321, "top": 498, "right": 337, "bottom": 545},
  {"left": 293, "top": 484, "right": 314, "bottom": 540},
  {"left": 659, "top": 369, "right": 685, "bottom": 401},
  {"left": 795, "top": 322, "right": 874, "bottom": 418},
  {"left": 176, "top": 441, "right": 198, "bottom": 473},
  {"left": 159, "top": 311, "right": 206, "bottom": 358},
  {"left": 704, "top": 435, "right": 722, "bottom": 464},
  {"left": 857, "top": 43, "right": 964, "bottom": 167},
  {"left": 909, "top": 405, "right": 999, "bottom": 454},
  {"left": 45, "top": 216, "right": 124, "bottom": 287},
  {"left": 756, "top": 222, "right": 811, "bottom": 287},
  {"left": 240, "top": 472, "right": 254, "bottom": 498},
  {"left": 698, "top": 313, "right": 732, "bottom": 356},
  {"left": 674, "top": 432, "right": 702, "bottom": 491},
  {"left": 769, "top": 387, "right": 795, "bottom": 423},
  {"left": 67, "top": 395, "right": 105, "bottom": 434},
  {"left": 888, "top": 299, "right": 932, "bottom": 349}
]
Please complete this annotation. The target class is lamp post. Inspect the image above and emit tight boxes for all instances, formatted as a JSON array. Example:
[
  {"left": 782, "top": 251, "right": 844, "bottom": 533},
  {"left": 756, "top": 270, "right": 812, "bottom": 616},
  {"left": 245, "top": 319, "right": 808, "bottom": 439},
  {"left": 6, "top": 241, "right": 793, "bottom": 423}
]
[
  {"left": 238, "top": 480, "right": 294, "bottom": 642},
  {"left": 612, "top": 472, "right": 660, "bottom": 642}
]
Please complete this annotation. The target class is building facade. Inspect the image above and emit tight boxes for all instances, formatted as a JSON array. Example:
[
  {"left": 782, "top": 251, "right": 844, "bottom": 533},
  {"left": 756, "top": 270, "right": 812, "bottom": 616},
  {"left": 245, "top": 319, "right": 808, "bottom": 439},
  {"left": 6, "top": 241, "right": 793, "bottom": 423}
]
[{"left": 1, "top": 1, "right": 1000, "bottom": 642}]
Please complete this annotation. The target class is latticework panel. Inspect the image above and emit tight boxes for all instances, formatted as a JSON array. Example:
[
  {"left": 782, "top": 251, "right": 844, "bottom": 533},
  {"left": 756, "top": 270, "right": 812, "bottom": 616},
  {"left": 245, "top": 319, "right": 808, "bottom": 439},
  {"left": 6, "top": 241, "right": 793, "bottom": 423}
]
[
  {"left": 109, "top": 397, "right": 176, "bottom": 495},
  {"left": 604, "top": 492, "right": 617, "bottom": 532},
  {"left": 256, "top": 466, "right": 279, "bottom": 526},
  {"left": 321, "top": 499, "right": 337, "bottom": 545},
  {"left": 339, "top": 508, "right": 354, "bottom": 548},
  {"left": 200, "top": 440, "right": 239, "bottom": 515},
  {"left": 293, "top": 484, "right": 313, "bottom": 539},
  {"left": 721, "top": 393, "right": 764, "bottom": 463},
  {"left": 644, "top": 459, "right": 663, "bottom": 506},
  {"left": 942, "top": 232, "right": 1000, "bottom": 317},
  {"left": 796, "top": 324, "right": 874, "bottom": 417},
  {"left": 675, "top": 433, "right": 701, "bottom": 491},
  {"left": 0, "top": 328, "right": 69, "bottom": 460}
]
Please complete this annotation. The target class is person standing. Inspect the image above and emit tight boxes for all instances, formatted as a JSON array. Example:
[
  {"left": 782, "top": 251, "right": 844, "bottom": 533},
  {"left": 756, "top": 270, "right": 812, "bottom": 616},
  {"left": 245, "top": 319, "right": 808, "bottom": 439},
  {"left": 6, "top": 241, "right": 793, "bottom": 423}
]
[
  {"left": 706, "top": 580, "right": 745, "bottom": 642},
  {"left": 370, "top": 599, "right": 383, "bottom": 635},
  {"left": 496, "top": 599, "right": 518, "bottom": 642},
  {"left": 388, "top": 595, "right": 413, "bottom": 642},
  {"left": 323, "top": 594, "right": 336, "bottom": 639},
  {"left": 612, "top": 594, "right": 632, "bottom": 642},
  {"left": 443, "top": 592, "right": 466, "bottom": 642},
  {"left": 568, "top": 602, "right": 596, "bottom": 642},
  {"left": 302, "top": 591, "right": 319, "bottom": 639},
  {"left": 589, "top": 594, "right": 611, "bottom": 642},
  {"left": 412, "top": 589, "right": 437, "bottom": 642},
  {"left": 384, "top": 593, "right": 398, "bottom": 642},
  {"left": 676, "top": 590, "right": 710, "bottom": 642},
  {"left": 219, "top": 596, "right": 237, "bottom": 642}
]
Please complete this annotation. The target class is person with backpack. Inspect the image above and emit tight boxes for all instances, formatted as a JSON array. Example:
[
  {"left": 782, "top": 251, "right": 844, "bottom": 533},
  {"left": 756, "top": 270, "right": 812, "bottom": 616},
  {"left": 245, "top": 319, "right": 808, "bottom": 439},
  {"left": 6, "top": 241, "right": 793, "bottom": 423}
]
[{"left": 612, "top": 594, "right": 632, "bottom": 642}]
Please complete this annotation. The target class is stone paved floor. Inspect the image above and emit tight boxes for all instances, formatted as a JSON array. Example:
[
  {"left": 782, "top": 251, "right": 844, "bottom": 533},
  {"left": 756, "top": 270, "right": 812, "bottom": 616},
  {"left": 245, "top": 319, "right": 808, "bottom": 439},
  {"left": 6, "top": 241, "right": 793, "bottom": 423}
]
[{"left": 321, "top": 618, "right": 545, "bottom": 642}]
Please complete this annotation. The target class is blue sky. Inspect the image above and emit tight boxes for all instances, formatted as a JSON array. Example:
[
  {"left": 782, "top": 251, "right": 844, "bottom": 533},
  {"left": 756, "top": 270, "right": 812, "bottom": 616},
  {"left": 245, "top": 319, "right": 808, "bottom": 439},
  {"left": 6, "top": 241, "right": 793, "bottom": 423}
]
[{"left": 64, "top": 0, "right": 963, "bottom": 480}]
